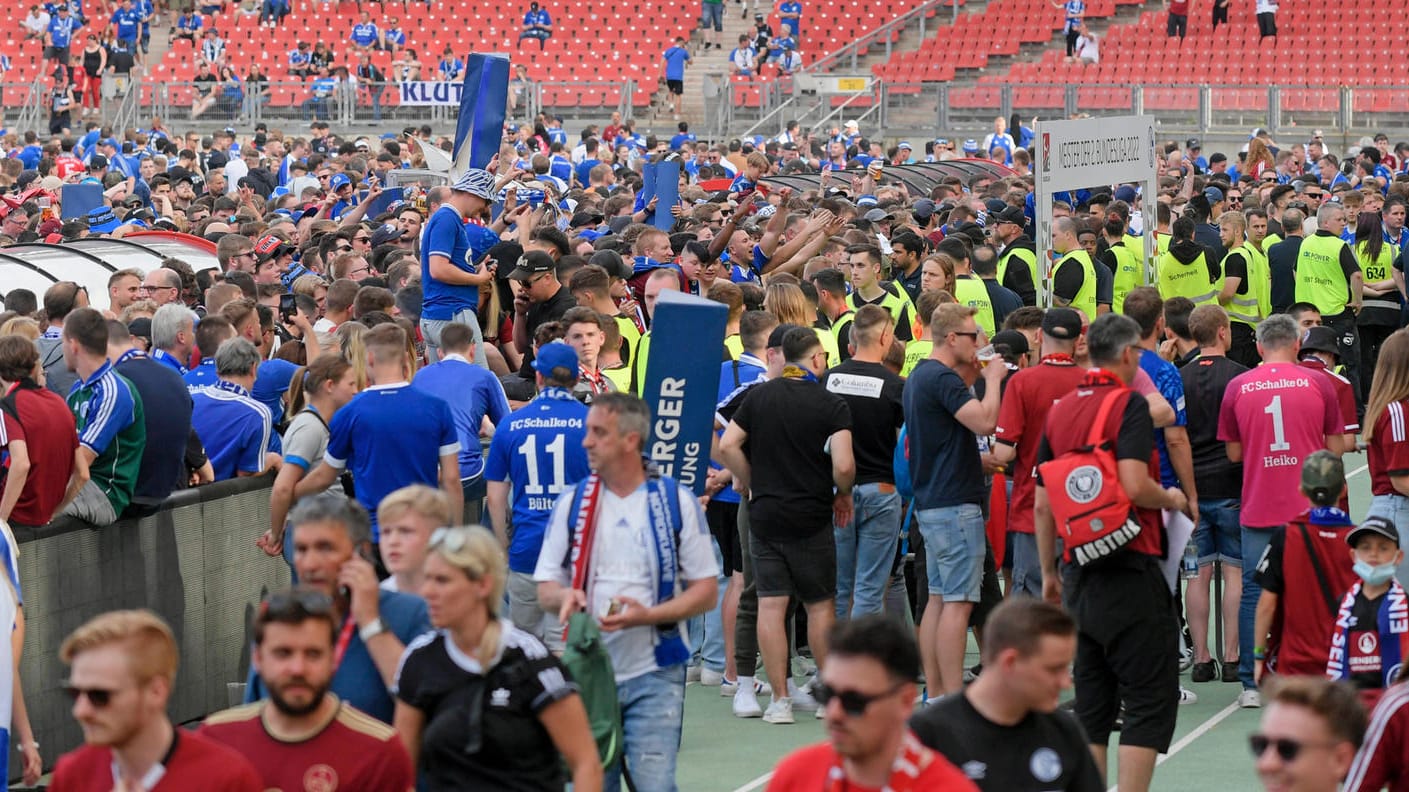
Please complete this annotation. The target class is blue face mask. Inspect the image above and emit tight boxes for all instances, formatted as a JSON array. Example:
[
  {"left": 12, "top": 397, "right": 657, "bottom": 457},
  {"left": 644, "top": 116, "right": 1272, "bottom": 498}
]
[{"left": 1353, "top": 560, "right": 1398, "bottom": 587}]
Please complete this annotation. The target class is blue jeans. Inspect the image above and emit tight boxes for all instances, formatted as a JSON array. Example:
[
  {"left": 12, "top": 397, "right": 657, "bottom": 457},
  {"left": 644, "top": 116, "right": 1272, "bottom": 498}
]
[
  {"left": 834, "top": 483, "right": 902, "bottom": 618},
  {"left": 701, "top": 1, "right": 723, "bottom": 30},
  {"left": 1009, "top": 532, "right": 1041, "bottom": 597},
  {"left": 1238, "top": 526, "right": 1277, "bottom": 689},
  {"left": 604, "top": 664, "right": 686, "bottom": 792},
  {"left": 690, "top": 535, "right": 727, "bottom": 672},
  {"left": 915, "top": 503, "right": 985, "bottom": 601},
  {"left": 1368, "top": 493, "right": 1409, "bottom": 589},
  {"left": 1194, "top": 498, "right": 1242, "bottom": 566}
]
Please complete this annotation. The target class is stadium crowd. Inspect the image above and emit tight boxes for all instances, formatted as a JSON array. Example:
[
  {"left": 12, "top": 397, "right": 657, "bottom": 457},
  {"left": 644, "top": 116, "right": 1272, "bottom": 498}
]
[{"left": 3, "top": 113, "right": 1409, "bottom": 792}]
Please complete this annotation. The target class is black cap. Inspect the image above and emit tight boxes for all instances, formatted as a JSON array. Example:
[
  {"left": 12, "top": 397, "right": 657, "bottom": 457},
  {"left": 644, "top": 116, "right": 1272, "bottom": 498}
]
[
  {"left": 127, "top": 317, "right": 152, "bottom": 343},
  {"left": 508, "top": 251, "right": 556, "bottom": 281},
  {"left": 1348, "top": 516, "right": 1399, "bottom": 548},
  {"left": 1186, "top": 137, "right": 1201, "bottom": 150},
  {"left": 1042, "top": 307, "right": 1083, "bottom": 340},
  {"left": 1300, "top": 326, "right": 1340, "bottom": 359},
  {"left": 992, "top": 205, "right": 1026, "bottom": 226},
  {"left": 991, "top": 329, "right": 1030, "bottom": 359},
  {"left": 767, "top": 323, "right": 801, "bottom": 349}
]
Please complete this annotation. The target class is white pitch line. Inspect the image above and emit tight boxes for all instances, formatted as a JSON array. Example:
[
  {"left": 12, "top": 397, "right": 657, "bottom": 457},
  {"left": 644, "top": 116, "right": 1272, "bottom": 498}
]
[
  {"left": 1348, "top": 462, "right": 1368, "bottom": 479},
  {"left": 732, "top": 771, "right": 773, "bottom": 792},
  {"left": 1106, "top": 700, "right": 1241, "bottom": 792}
]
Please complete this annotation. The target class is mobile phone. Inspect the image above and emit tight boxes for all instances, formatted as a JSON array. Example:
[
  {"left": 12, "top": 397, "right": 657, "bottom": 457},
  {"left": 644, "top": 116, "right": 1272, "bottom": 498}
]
[{"left": 279, "top": 293, "right": 296, "bottom": 322}]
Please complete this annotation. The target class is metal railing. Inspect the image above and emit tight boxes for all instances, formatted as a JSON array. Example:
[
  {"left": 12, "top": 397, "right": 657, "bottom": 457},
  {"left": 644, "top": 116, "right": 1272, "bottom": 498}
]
[
  {"left": 13, "top": 77, "right": 46, "bottom": 133},
  {"left": 720, "top": 80, "right": 1409, "bottom": 140},
  {"left": 805, "top": 0, "right": 957, "bottom": 75}
]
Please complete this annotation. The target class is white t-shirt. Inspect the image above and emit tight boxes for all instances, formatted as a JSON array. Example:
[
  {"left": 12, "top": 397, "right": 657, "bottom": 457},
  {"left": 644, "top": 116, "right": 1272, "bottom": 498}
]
[
  {"left": 534, "top": 479, "right": 719, "bottom": 682},
  {"left": 1255, "top": 0, "right": 1277, "bottom": 13},
  {"left": 1076, "top": 34, "right": 1099, "bottom": 62}
]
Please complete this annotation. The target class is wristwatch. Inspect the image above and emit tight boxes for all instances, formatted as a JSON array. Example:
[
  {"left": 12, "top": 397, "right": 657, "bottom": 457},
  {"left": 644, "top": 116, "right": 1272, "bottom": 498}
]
[{"left": 359, "top": 618, "right": 386, "bottom": 643}]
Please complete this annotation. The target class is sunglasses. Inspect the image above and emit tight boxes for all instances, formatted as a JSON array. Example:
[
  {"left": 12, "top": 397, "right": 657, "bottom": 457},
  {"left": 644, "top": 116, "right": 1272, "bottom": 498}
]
[
  {"left": 354, "top": 236, "right": 371, "bottom": 243},
  {"left": 813, "top": 680, "right": 904, "bottom": 716},
  {"left": 64, "top": 685, "right": 117, "bottom": 708},
  {"left": 952, "top": 331, "right": 979, "bottom": 340},
  {"left": 430, "top": 526, "right": 473, "bottom": 553},
  {"left": 1248, "top": 733, "right": 1337, "bottom": 762},
  {"left": 1304, "top": 192, "right": 1324, "bottom": 199}
]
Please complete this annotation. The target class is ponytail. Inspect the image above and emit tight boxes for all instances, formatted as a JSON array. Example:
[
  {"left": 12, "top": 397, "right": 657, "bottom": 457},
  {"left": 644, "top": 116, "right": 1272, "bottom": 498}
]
[{"left": 286, "top": 352, "right": 353, "bottom": 421}]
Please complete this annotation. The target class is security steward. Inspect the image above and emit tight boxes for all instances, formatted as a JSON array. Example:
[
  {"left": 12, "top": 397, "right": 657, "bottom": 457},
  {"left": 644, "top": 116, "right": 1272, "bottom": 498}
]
[
  {"left": 1295, "top": 202, "right": 1364, "bottom": 401},
  {"left": 1050, "top": 216, "right": 1097, "bottom": 318}
]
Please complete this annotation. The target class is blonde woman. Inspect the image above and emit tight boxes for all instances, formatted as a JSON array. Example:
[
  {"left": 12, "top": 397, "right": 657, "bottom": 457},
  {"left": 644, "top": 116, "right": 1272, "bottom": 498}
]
[
  {"left": 1365, "top": 330, "right": 1409, "bottom": 532},
  {"left": 394, "top": 526, "right": 602, "bottom": 791},
  {"left": 336, "top": 321, "right": 370, "bottom": 390},
  {"left": 764, "top": 280, "right": 838, "bottom": 365},
  {"left": 377, "top": 485, "right": 449, "bottom": 594}
]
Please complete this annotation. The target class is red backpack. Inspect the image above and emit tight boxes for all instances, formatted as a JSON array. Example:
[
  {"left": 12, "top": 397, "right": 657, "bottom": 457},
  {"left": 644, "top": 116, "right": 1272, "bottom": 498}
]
[{"left": 1038, "top": 388, "right": 1141, "bottom": 567}]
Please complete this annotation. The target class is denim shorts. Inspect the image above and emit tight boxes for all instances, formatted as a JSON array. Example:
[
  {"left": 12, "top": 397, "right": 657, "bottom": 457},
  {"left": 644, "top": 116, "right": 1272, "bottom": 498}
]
[
  {"left": 1193, "top": 497, "right": 1242, "bottom": 566},
  {"left": 915, "top": 503, "right": 985, "bottom": 601}
]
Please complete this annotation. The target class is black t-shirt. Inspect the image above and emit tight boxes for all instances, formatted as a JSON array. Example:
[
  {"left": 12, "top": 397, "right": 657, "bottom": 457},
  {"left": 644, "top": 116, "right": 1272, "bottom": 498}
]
[
  {"left": 1051, "top": 256, "right": 1085, "bottom": 304},
  {"left": 1223, "top": 248, "right": 1250, "bottom": 293},
  {"left": 517, "top": 285, "right": 578, "bottom": 377},
  {"left": 732, "top": 376, "right": 850, "bottom": 539},
  {"left": 193, "top": 72, "right": 218, "bottom": 96},
  {"left": 395, "top": 626, "right": 576, "bottom": 792},
  {"left": 911, "top": 692, "right": 1104, "bottom": 792},
  {"left": 1179, "top": 353, "right": 1246, "bottom": 500},
  {"left": 823, "top": 359, "right": 904, "bottom": 485},
  {"left": 1092, "top": 256, "right": 1113, "bottom": 307}
]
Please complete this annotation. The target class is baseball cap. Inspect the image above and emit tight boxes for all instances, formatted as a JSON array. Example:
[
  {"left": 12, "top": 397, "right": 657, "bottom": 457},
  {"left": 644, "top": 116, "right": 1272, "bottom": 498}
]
[
  {"left": 508, "top": 251, "right": 556, "bottom": 281},
  {"left": 991, "top": 329, "right": 1030, "bottom": 359},
  {"left": 844, "top": 120, "right": 859, "bottom": 130},
  {"left": 253, "top": 232, "right": 294, "bottom": 262},
  {"left": 1113, "top": 185, "right": 1138, "bottom": 204},
  {"left": 767, "top": 323, "right": 802, "bottom": 349},
  {"left": 531, "top": 341, "right": 579, "bottom": 377},
  {"left": 329, "top": 173, "right": 352, "bottom": 192},
  {"left": 962, "top": 139, "right": 980, "bottom": 153},
  {"left": 1301, "top": 449, "right": 1345, "bottom": 505},
  {"left": 984, "top": 198, "right": 1008, "bottom": 214},
  {"left": 588, "top": 249, "right": 632, "bottom": 281},
  {"left": 898, "top": 141, "right": 913, "bottom": 151},
  {"left": 85, "top": 206, "right": 120, "bottom": 233},
  {"left": 126, "top": 317, "right": 152, "bottom": 345},
  {"left": 369, "top": 223, "right": 403, "bottom": 247},
  {"left": 912, "top": 198, "right": 936, "bottom": 222},
  {"left": 1042, "top": 307, "right": 1082, "bottom": 340},
  {"left": 88, "top": 154, "right": 109, "bottom": 170},
  {"left": 1300, "top": 326, "right": 1340, "bottom": 359},
  {"left": 992, "top": 205, "right": 1026, "bottom": 226},
  {"left": 856, "top": 195, "right": 878, "bottom": 208},
  {"left": 1348, "top": 515, "right": 1400, "bottom": 548},
  {"left": 451, "top": 168, "right": 495, "bottom": 200},
  {"left": 1202, "top": 186, "right": 1224, "bottom": 204},
  {"left": 1186, "top": 137, "right": 1201, "bottom": 150},
  {"left": 862, "top": 208, "right": 888, "bottom": 223}
]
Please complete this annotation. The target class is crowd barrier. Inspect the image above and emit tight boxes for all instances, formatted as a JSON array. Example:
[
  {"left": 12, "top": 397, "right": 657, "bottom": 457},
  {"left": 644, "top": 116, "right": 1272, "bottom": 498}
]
[{"left": 14, "top": 476, "right": 288, "bottom": 783}]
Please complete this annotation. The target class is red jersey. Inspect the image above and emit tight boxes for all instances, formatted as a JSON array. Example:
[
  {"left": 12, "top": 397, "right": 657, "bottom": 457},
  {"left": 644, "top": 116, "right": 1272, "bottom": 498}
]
[
  {"left": 767, "top": 736, "right": 978, "bottom": 792},
  {"left": 1258, "top": 512, "right": 1357, "bottom": 678},
  {"left": 1299, "top": 358, "right": 1359, "bottom": 434},
  {"left": 1168, "top": 0, "right": 1189, "bottom": 13},
  {"left": 994, "top": 357, "right": 1086, "bottom": 535},
  {"left": 1217, "top": 362, "right": 1340, "bottom": 527},
  {"left": 0, "top": 381, "right": 77, "bottom": 526},
  {"left": 1344, "top": 682, "right": 1409, "bottom": 792},
  {"left": 200, "top": 699, "right": 414, "bottom": 792},
  {"left": 1369, "top": 399, "right": 1409, "bottom": 497},
  {"left": 49, "top": 728, "right": 263, "bottom": 792}
]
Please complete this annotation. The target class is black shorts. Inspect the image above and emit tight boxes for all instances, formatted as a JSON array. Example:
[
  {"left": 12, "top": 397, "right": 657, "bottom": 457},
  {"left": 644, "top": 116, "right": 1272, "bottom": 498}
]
[
  {"left": 1166, "top": 12, "right": 1187, "bottom": 37},
  {"left": 750, "top": 529, "right": 835, "bottom": 603},
  {"left": 1257, "top": 11, "right": 1277, "bottom": 36},
  {"left": 707, "top": 499, "right": 743, "bottom": 575},
  {"left": 667, "top": 79, "right": 684, "bottom": 95},
  {"left": 1211, "top": 3, "right": 1228, "bottom": 24},
  {"left": 1063, "top": 557, "right": 1179, "bottom": 751},
  {"left": 46, "top": 47, "right": 70, "bottom": 64}
]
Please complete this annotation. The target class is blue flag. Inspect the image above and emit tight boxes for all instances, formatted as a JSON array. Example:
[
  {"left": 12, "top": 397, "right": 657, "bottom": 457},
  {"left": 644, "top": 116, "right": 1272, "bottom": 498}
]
[
  {"left": 650, "top": 161, "right": 680, "bottom": 230},
  {"left": 451, "top": 53, "right": 510, "bottom": 176},
  {"left": 641, "top": 291, "right": 727, "bottom": 496}
]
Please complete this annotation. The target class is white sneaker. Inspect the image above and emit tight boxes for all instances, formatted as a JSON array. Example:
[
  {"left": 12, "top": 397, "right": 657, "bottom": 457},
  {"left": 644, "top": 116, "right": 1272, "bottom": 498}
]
[
  {"left": 721, "top": 676, "right": 773, "bottom": 697},
  {"left": 700, "top": 667, "right": 725, "bottom": 686},
  {"left": 1178, "top": 686, "right": 1198, "bottom": 705},
  {"left": 788, "top": 679, "right": 819, "bottom": 711},
  {"left": 686, "top": 664, "right": 702, "bottom": 683},
  {"left": 733, "top": 685, "right": 764, "bottom": 718},
  {"left": 1238, "top": 689, "right": 1262, "bottom": 709},
  {"left": 763, "top": 697, "right": 795, "bottom": 724}
]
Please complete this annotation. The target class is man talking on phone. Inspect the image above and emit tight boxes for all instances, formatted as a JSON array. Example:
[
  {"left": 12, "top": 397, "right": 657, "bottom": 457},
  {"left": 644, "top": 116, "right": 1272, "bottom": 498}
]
[{"left": 243, "top": 492, "right": 430, "bottom": 724}]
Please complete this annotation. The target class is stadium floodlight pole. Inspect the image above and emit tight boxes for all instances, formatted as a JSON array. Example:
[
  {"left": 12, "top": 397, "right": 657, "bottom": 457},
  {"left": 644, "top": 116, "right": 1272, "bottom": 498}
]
[{"left": 1033, "top": 114, "right": 1159, "bottom": 307}]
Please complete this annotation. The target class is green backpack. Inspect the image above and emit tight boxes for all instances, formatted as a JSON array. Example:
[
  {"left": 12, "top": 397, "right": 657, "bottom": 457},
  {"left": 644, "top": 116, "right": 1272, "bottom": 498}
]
[{"left": 560, "top": 610, "right": 623, "bottom": 770}]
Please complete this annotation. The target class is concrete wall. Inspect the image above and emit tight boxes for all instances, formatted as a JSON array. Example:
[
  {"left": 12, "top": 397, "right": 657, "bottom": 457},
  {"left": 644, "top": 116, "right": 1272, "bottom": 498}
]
[{"left": 14, "top": 477, "right": 289, "bottom": 776}]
